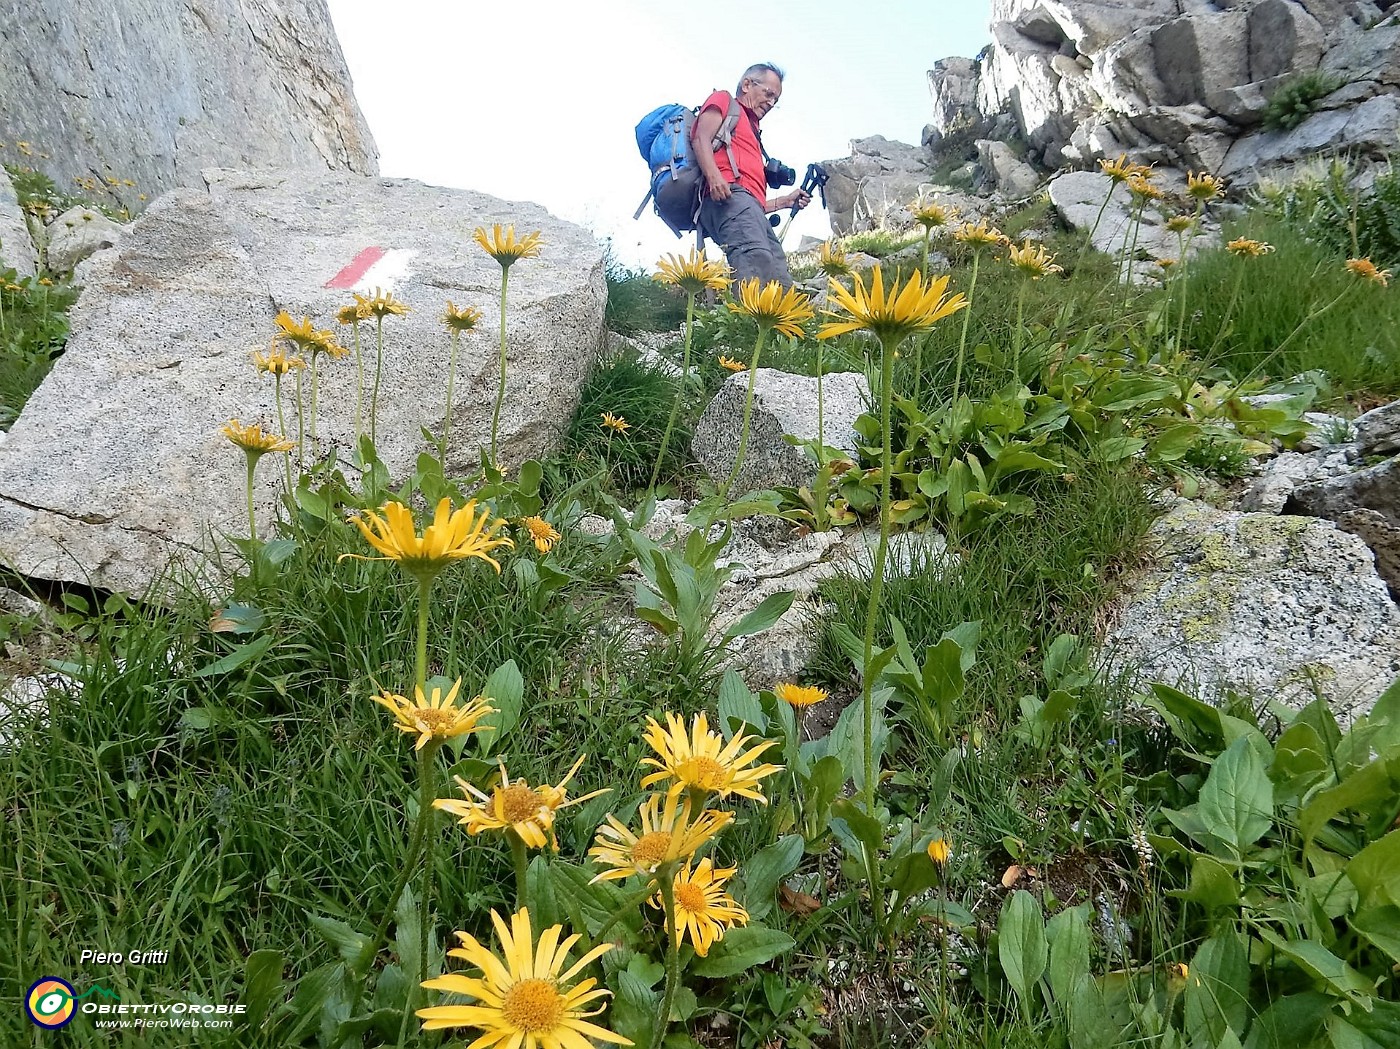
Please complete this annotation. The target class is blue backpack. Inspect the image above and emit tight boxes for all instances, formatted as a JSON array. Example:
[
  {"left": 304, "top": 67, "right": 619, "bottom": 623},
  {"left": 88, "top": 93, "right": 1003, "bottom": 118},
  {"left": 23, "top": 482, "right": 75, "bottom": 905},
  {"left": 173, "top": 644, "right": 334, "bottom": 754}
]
[{"left": 633, "top": 97, "right": 741, "bottom": 239}]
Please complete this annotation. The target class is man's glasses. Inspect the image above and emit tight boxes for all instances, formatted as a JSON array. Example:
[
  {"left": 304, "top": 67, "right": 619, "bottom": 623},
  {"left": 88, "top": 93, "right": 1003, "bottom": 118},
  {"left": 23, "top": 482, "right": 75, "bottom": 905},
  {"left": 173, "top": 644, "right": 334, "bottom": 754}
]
[{"left": 745, "top": 79, "right": 780, "bottom": 107}]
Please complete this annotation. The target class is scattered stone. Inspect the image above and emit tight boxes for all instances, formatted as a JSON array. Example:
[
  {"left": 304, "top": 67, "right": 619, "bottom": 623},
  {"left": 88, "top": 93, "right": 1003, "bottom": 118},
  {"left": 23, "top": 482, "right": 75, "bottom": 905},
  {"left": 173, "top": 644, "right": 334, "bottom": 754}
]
[
  {"left": 1237, "top": 448, "right": 1355, "bottom": 513},
  {"left": 976, "top": 139, "right": 1042, "bottom": 198},
  {"left": 1284, "top": 457, "right": 1400, "bottom": 595},
  {"left": 0, "top": 166, "right": 37, "bottom": 278},
  {"left": 46, "top": 207, "right": 126, "bottom": 274},
  {"left": 1353, "top": 398, "right": 1400, "bottom": 456},
  {"left": 1102, "top": 500, "right": 1400, "bottom": 722}
]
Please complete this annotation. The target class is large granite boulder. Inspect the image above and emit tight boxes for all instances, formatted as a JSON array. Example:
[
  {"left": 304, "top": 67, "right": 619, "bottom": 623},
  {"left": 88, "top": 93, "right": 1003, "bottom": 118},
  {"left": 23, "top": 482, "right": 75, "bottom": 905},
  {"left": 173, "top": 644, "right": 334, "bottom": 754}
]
[
  {"left": 0, "top": 0, "right": 376, "bottom": 205},
  {"left": 0, "top": 168, "right": 607, "bottom": 595},
  {"left": 0, "top": 167, "right": 37, "bottom": 278},
  {"left": 1103, "top": 500, "right": 1400, "bottom": 722},
  {"left": 45, "top": 207, "right": 127, "bottom": 275},
  {"left": 820, "top": 137, "right": 942, "bottom": 236}
]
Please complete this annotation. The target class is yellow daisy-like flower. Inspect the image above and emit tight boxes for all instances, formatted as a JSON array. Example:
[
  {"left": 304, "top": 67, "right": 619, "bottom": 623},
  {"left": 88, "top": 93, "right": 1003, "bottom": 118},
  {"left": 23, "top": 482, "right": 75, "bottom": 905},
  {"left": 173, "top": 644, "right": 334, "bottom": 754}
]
[
  {"left": 727, "top": 278, "right": 814, "bottom": 339},
  {"left": 774, "top": 682, "right": 828, "bottom": 708},
  {"left": 475, "top": 224, "right": 544, "bottom": 269},
  {"left": 1186, "top": 171, "right": 1225, "bottom": 201},
  {"left": 521, "top": 515, "right": 561, "bottom": 553},
  {"left": 650, "top": 858, "right": 749, "bottom": 957},
  {"left": 927, "top": 837, "right": 951, "bottom": 867},
  {"left": 417, "top": 907, "right": 630, "bottom": 1045},
  {"left": 252, "top": 345, "right": 304, "bottom": 376},
  {"left": 589, "top": 792, "right": 733, "bottom": 883},
  {"left": 335, "top": 303, "right": 367, "bottom": 325},
  {"left": 600, "top": 412, "right": 630, "bottom": 433},
  {"left": 373, "top": 679, "right": 496, "bottom": 752},
  {"left": 952, "top": 220, "right": 1008, "bottom": 248},
  {"left": 818, "top": 240, "right": 853, "bottom": 278},
  {"left": 343, "top": 497, "right": 514, "bottom": 580},
  {"left": 1099, "top": 154, "right": 1153, "bottom": 183},
  {"left": 911, "top": 200, "right": 957, "bottom": 231},
  {"left": 639, "top": 711, "right": 783, "bottom": 803},
  {"left": 819, "top": 265, "right": 968, "bottom": 343},
  {"left": 435, "top": 755, "right": 608, "bottom": 850},
  {"left": 653, "top": 250, "right": 731, "bottom": 296},
  {"left": 272, "top": 311, "right": 324, "bottom": 352},
  {"left": 718, "top": 355, "right": 747, "bottom": 373},
  {"left": 1005, "top": 240, "right": 1064, "bottom": 280},
  {"left": 443, "top": 301, "right": 484, "bottom": 332},
  {"left": 1226, "top": 237, "right": 1274, "bottom": 258},
  {"left": 1126, "top": 175, "right": 1164, "bottom": 203},
  {"left": 1345, "top": 257, "right": 1391, "bottom": 287},
  {"left": 354, "top": 287, "right": 411, "bottom": 319},
  {"left": 1155, "top": 257, "right": 1177, "bottom": 271},
  {"left": 220, "top": 419, "right": 294, "bottom": 455},
  {"left": 1165, "top": 214, "right": 1194, "bottom": 234}
]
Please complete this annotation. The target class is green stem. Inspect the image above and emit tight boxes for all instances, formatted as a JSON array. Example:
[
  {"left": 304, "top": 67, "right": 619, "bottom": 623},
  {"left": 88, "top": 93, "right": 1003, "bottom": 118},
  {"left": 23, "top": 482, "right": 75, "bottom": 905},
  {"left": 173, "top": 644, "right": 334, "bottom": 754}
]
[
  {"left": 352, "top": 321, "right": 364, "bottom": 441},
  {"left": 415, "top": 577, "right": 432, "bottom": 691},
  {"left": 1221, "top": 285, "right": 1354, "bottom": 402},
  {"left": 590, "top": 883, "right": 658, "bottom": 946},
  {"left": 952, "top": 251, "right": 981, "bottom": 404},
  {"left": 371, "top": 318, "right": 385, "bottom": 448},
  {"left": 920, "top": 229, "right": 930, "bottom": 276},
  {"left": 244, "top": 452, "right": 260, "bottom": 547},
  {"left": 440, "top": 330, "right": 460, "bottom": 461},
  {"left": 650, "top": 864, "right": 681, "bottom": 1049},
  {"left": 275, "top": 374, "right": 293, "bottom": 496},
  {"left": 293, "top": 370, "right": 306, "bottom": 468},
  {"left": 509, "top": 831, "right": 530, "bottom": 912},
  {"left": 309, "top": 352, "right": 321, "bottom": 443},
  {"left": 1013, "top": 280, "right": 1028, "bottom": 383},
  {"left": 490, "top": 266, "right": 511, "bottom": 464},
  {"left": 1206, "top": 266, "right": 1249, "bottom": 359},
  {"left": 721, "top": 328, "right": 769, "bottom": 497},
  {"left": 649, "top": 292, "right": 696, "bottom": 493},
  {"left": 814, "top": 338, "right": 829, "bottom": 529}
]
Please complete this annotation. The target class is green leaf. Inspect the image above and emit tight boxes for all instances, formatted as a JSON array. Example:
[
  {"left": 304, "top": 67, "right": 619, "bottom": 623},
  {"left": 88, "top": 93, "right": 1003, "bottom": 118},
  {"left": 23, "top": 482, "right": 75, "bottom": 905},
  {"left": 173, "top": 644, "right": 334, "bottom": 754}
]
[
  {"left": 1257, "top": 927, "right": 1374, "bottom": 1004},
  {"left": 306, "top": 913, "right": 374, "bottom": 973},
  {"left": 477, "top": 659, "right": 524, "bottom": 757},
  {"left": 920, "top": 637, "right": 967, "bottom": 710},
  {"left": 209, "top": 602, "right": 266, "bottom": 635},
  {"left": 1351, "top": 905, "right": 1400, "bottom": 964},
  {"left": 721, "top": 589, "right": 796, "bottom": 644},
  {"left": 1347, "top": 829, "right": 1400, "bottom": 909},
  {"left": 1301, "top": 756, "right": 1400, "bottom": 845},
  {"left": 717, "top": 670, "right": 766, "bottom": 739},
  {"left": 689, "top": 925, "right": 795, "bottom": 978},
  {"left": 1328, "top": 997, "right": 1400, "bottom": 1049},
  {"left": 998, "top": 890, "right": 1048, "bottom": 1019},
  {"left": 1093, "top": 436, "right": 1146, "bottom": 462},
  {"left": 1197, "top": 735, "right": 1274, "bottom": 857},
  {"left": 1249, "top": 992, "right": 1333, "bottom": 1049},
  {"left": 1180, "top": 852, "right": 1241, "bottom": 911},
  {"left": 1184, "top": 932, "right": 1249, "bottom": 1047},
  {"left": 193, "top": 634, "right": 274, "bottom": 677},
  {"left": 241, "top": 949, "right": 284, "bottom": 1030},
  {"left": 391, "top": 883, "right": 422, "bottom": 984},
  {"left": 830, "top": 798, "right": 885, "bottom": 861},
  {"left": 741, "top": 835, "right": 804, "bottom": 921},
  {"left": 1045, "top": 905, "right": 1091, "bottom": 1005}
]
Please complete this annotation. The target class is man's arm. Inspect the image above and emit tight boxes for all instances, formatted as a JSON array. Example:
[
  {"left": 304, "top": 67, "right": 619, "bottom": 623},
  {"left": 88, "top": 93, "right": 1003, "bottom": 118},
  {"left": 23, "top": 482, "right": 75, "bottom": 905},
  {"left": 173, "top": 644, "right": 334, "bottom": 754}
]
[
  {"left": 764, "top": 189, "right": 811, "bottom": 213},
  {"left": 692, "top": 106, "right": 731, "bottom": 202}
]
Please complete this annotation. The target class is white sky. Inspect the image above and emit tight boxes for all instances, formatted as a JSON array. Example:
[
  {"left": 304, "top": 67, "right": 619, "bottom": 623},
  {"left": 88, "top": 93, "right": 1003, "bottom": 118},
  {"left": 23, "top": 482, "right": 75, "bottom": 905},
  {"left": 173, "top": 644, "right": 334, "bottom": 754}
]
[{"left": 325, "top": 1, "right": 991, "bottom": 269}]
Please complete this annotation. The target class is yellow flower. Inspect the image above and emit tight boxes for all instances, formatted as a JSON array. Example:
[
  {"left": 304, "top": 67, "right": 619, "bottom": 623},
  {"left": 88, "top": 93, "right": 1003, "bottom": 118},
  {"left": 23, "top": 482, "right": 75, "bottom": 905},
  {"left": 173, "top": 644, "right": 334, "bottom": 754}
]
[
  {"left": 600, "top": 412, "right": 630, "bottom": 433},
  {"left": 650, "top": 858, "right": 749, "bottom": 957},
  {"left": 37, "top": 276, "right": 53, "bottom": 286},
  {"left": 653, "top": 250, "right": 731, "bottom": 296},
  {"left": 718, "top": 355, "right": 747, "bottom": 372},
  {"left": 589, "top": 792, "right": 732, "bottom": 883},
  {"left": 435, "top": 755, "right": 608, "bottom": 850},
  {"left": 911, "top": 199, "right": 957, "bottom": 231},
  {"left": 774, "top": 682, "right": 828, "bottom": 708},
  {"left": 1155, "top": 257, "right": 1177, "bottom": 271},
  {"left": 818, "top": 241, "right": 853, "bottom": 278},
  {"left": 344, "top": 497, "right": 514, "bottom": 580},
  {"left": 354, "top": 287, "right": 411, "bottom": 319},
  {"left": 952, "top": 220, "right": 1008, "bottom": 248},
  {"left": 373, "top": 679, "right": 495, "bottom": 752},
  {"left": 1186, "top": 171, "right": 1225, "bottom": 201},
  {"left": 16, "top": 141, "right": 33, "bottom": 156},
  {"left": 640, "top": 711, "right": 782, "bottom": 803},
  {"left": 1126, "top": 175, "right": 1164, "bottom": 203},
  {"left": 252, "top": 345, "right": 305, "bottom": 376},
  {"left": 443, "top": 301, "right": 484, "bottom": 331},
  {"left": 521, "top": 515, "right": 561, "bottom": 553},
  {"left": 1099, "top": 154, "right": 1152, "bottom": 183},
  {"left": 727, "top": 278, "right": 814, "bottom": 339},
  {"left": 1226, "top": 237, "right": 1274, "bottom": 258},
  {"left": 336, "top": 303, "right": 367, "bottom": 325},
  {"left": 1165, "top": 214, "right": 1194, "bottom": 234},
  {"left": 417, "top": 907, "right": 630, "bottom": 1045},
  {"left": 220, "top": 419, "right": 294, "bottom": 455},
  {"left": 474, "top": 224, "right": 544, "bottom": 269},
  {"left": 820, "top": 266, "right": 968, "bottom": 343},
  {"left": 1345, "top": 257, "right": 1391, "bottom": 287},
  {"left": 1005, "top": 240, "right": 1064, "bottom": 280},
  {"left": 273, "top": 311, "right": 324, "bottom": 352},
  {"left": 928, "top": 837, "right": 951, "bottom": 867}
]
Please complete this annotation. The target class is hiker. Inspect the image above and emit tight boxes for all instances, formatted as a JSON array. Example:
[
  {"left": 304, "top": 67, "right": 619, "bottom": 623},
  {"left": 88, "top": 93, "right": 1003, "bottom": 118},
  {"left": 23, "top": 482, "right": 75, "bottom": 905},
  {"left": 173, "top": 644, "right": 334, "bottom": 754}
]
[{"left": 694, "top": 62, "right": 810, "bottom": 288}]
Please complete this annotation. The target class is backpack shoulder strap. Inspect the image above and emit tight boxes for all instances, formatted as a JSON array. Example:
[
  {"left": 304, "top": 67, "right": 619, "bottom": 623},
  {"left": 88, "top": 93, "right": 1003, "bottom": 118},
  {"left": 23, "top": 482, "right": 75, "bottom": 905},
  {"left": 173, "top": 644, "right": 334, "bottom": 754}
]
[{"left": 711, "top": 96, "right": 742, "bottom": 186}]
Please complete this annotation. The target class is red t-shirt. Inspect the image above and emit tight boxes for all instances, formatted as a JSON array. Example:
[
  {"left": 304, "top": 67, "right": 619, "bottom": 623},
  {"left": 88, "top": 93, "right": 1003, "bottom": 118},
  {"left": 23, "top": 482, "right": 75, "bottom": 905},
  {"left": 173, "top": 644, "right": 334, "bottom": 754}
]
[{"left": 695, "top": 89, "right": 765, "bottom": 203}]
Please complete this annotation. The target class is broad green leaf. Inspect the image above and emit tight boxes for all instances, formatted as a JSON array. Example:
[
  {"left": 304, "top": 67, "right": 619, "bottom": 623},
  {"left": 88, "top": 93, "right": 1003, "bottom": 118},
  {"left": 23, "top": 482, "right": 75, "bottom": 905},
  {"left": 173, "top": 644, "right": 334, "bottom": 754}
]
[
  {"left": 998, "top": 890, "right": 1047, "bottom": 1019},
  {"left": 1197, "top": 735, "right": 1274, "bottom": 857},
  {"left": 193, "top": 634, "right": 274, "bottom": 677},
  {"left": 476, "top": 659, "right": 524, "bottom": 757},
  {"left": 740, "top": 834, "right": 803, "bottom": 921},
  {"left": 830, "top": 799, "right": 885, "bottom": 861},
  {"left": 920, "top": 637, "right": 967, "bottom": 710},
  {"left": 1248, "top": 992, "right": 1332, "bottom": 1049},
  {"left": 1094, "top": 436, "right": 1146, "bottom": 462},
  {"left": 1184, "top": 932, "right": 1250, "bottom": 1047},
  {"left": 1046, "top": 905, "right": 1091, "bottom": 1005},
  {"left": 391, "top": 883, "right": 422, "bottom": 984},
  {"left": 209, "top": 602, "right": 266, "bottom": 635},
  {"left": 305, "top": 913, "right": 374, "bottom": 973},
  {"left": 722, "top": 589, "right": 796, "bottom": 643},
  {"left": 1272, "top": 721, "right": 1332, "bottom": 801},
  {"left": 1347, "top": 829, "right": 1400, "bottom": 909},
  {"left": 1257, "top": 927, "right": 1374, "bottom": 1004},
  {"left": 1351, "top": 905, "right": 1400, "bottom": 964},
  {"left": 1180, "top": 852, "right": 1241, "bottom": 911},
  {"left": 1039, "top": 689, "right": 1079, "bottom": 725},
  {"left": 717, "top": 670, "right": 766, "bottom": 739},
  {"left": 1301, "top": 757, "right": 1400, "bottom": 844},
  {"left": 689, "top": 925, "right": 794, "bottom": 978},
  {"left": 1327, "top": 996, "right": 1400, "bottom": 1049},
  {"left": 241, "top": 949, "right": 284, "bottom": 1030}
]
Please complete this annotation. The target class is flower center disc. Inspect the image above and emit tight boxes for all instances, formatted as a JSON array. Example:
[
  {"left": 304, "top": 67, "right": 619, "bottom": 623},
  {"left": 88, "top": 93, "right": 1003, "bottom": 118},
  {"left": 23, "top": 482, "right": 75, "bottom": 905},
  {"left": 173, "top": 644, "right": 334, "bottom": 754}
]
[
  {"left": 631, "top": 831, "right": 672, "bottom": 869},
  {"left": 675, "top": 882, "right": 708, "bottom": 912},
  {"left": 499, "top": 784, "right": 543, "bottom": 824},
  {"left": 414, "top": 709, "right": 458, "bottom": 736},
  {"left": 501, "top": 977, "right": 565, "bottom": 1033}
]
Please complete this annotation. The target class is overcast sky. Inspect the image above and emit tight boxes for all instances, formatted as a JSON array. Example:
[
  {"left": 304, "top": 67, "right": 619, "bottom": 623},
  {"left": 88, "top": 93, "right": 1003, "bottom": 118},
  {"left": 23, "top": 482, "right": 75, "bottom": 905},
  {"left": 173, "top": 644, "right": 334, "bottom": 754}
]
[{"left": 325, "top": 1, "right": 992, "bottom": 268}]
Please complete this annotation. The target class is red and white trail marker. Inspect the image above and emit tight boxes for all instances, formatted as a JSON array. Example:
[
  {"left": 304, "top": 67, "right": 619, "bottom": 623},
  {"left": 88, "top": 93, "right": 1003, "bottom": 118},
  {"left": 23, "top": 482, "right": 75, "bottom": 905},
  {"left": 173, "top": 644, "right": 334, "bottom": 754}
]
[{"left": 324, "top": 247, "right": 417, "bottom": 293}]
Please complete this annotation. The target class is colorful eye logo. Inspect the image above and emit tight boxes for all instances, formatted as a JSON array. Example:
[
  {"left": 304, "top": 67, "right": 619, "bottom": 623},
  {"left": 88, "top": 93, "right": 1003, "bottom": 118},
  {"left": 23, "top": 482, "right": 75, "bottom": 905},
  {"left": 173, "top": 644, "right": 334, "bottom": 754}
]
[{"left": 26, "top": 977, "right": 76, "bottom": 1029}]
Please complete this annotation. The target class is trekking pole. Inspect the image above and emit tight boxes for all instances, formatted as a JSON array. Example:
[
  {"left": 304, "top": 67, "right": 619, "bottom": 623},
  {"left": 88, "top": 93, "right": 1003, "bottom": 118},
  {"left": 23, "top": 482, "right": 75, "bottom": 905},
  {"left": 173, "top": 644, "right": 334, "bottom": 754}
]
[{"left": 776, "top": 162, "right": 829, "bottom": 244}]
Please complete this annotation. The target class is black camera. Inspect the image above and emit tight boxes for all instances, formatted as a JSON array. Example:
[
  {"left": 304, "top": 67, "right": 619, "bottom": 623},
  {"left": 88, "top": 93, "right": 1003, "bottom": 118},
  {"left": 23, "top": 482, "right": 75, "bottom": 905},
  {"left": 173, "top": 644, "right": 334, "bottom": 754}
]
[{"left": 764, "top": 157, "right": 796, "bottom": 189}]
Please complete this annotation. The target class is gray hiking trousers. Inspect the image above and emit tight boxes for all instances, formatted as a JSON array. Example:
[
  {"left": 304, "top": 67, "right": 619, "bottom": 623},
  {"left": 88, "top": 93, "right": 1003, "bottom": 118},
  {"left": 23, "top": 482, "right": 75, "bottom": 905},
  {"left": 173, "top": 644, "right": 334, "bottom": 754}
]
[{"left": 699, "top": 186, "right": 793, "bottom": 288}]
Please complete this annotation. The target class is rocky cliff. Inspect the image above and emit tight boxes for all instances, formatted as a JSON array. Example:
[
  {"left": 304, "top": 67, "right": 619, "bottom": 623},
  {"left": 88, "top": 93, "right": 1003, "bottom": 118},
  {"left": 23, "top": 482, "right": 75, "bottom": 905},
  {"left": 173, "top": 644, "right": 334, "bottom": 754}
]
[
  {"left": 928, "top": 0, "right": 1399, "bottom": 182},
  {"left": 0, "top": 0, "right": 377, "bottom": 199}
]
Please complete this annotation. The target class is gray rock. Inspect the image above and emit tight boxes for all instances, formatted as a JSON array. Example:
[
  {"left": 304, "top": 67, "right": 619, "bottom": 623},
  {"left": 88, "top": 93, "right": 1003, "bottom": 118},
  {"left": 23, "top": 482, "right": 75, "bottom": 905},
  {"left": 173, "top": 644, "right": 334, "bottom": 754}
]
[
  {"left": 820, "top": 137, "right": 946, "bottom": 236},
  {"left": 692, "top": 369, "right": 870, "bottom": 494},
  {"left": 0, "top": 0, "right": 376, "bottom": 204},
  {"left": 45, "top": 207, "right": 126, "bottom": 274},
  {"left": 1296, "top": 412, "right": 1354, "bottom": 452},
  {"left": 1354, "top": 399, "right": 1400, "bottom": 455},
  {"left": 0, "top": 169, "right": 606, "bottom": 595},
  {"left": 1237, "top": 448, "right": 1354, "bottom": 512},
  {"left": 0, "top": 166, "right": 37, "bottom": 278},
  {"left": 1285, "top": 457, "right": 1400, "bottom": 595},
  {"left": 1103, "top": 500, "right": 1400, "bottom": 722},
  {"left": 1221, "top": 94, "right": 1400, "bottom": 179},
  {"left": 1047, "top": 170, "right": 1218, "bottom": 269},
  {"left": 975, "top": 139, "right": 1042, "bottom": 198}
]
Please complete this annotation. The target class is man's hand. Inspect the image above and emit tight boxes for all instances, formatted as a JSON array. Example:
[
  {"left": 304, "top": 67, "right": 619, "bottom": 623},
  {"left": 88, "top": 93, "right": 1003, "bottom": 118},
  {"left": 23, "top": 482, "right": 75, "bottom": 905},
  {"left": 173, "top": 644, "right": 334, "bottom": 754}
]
[
  {"left": 784, "top": 189, "right": 812, "bottom": 211},
  {"left": 706, "top": 173, "right": 733, "bottom": 201}
]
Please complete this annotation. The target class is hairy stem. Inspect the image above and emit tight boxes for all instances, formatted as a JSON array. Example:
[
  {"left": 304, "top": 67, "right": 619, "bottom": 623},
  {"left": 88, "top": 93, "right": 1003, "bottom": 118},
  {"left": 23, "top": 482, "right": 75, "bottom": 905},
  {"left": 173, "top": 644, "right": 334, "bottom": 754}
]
[
  {"left": 490, "top": 267, "right": 511, "bottom": 464},
  {"left": 649, "top": 292, "right": 695, "bottom": 493},
  {"left": 721, "top": 328, "right": 769, "bottom": 497}
]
